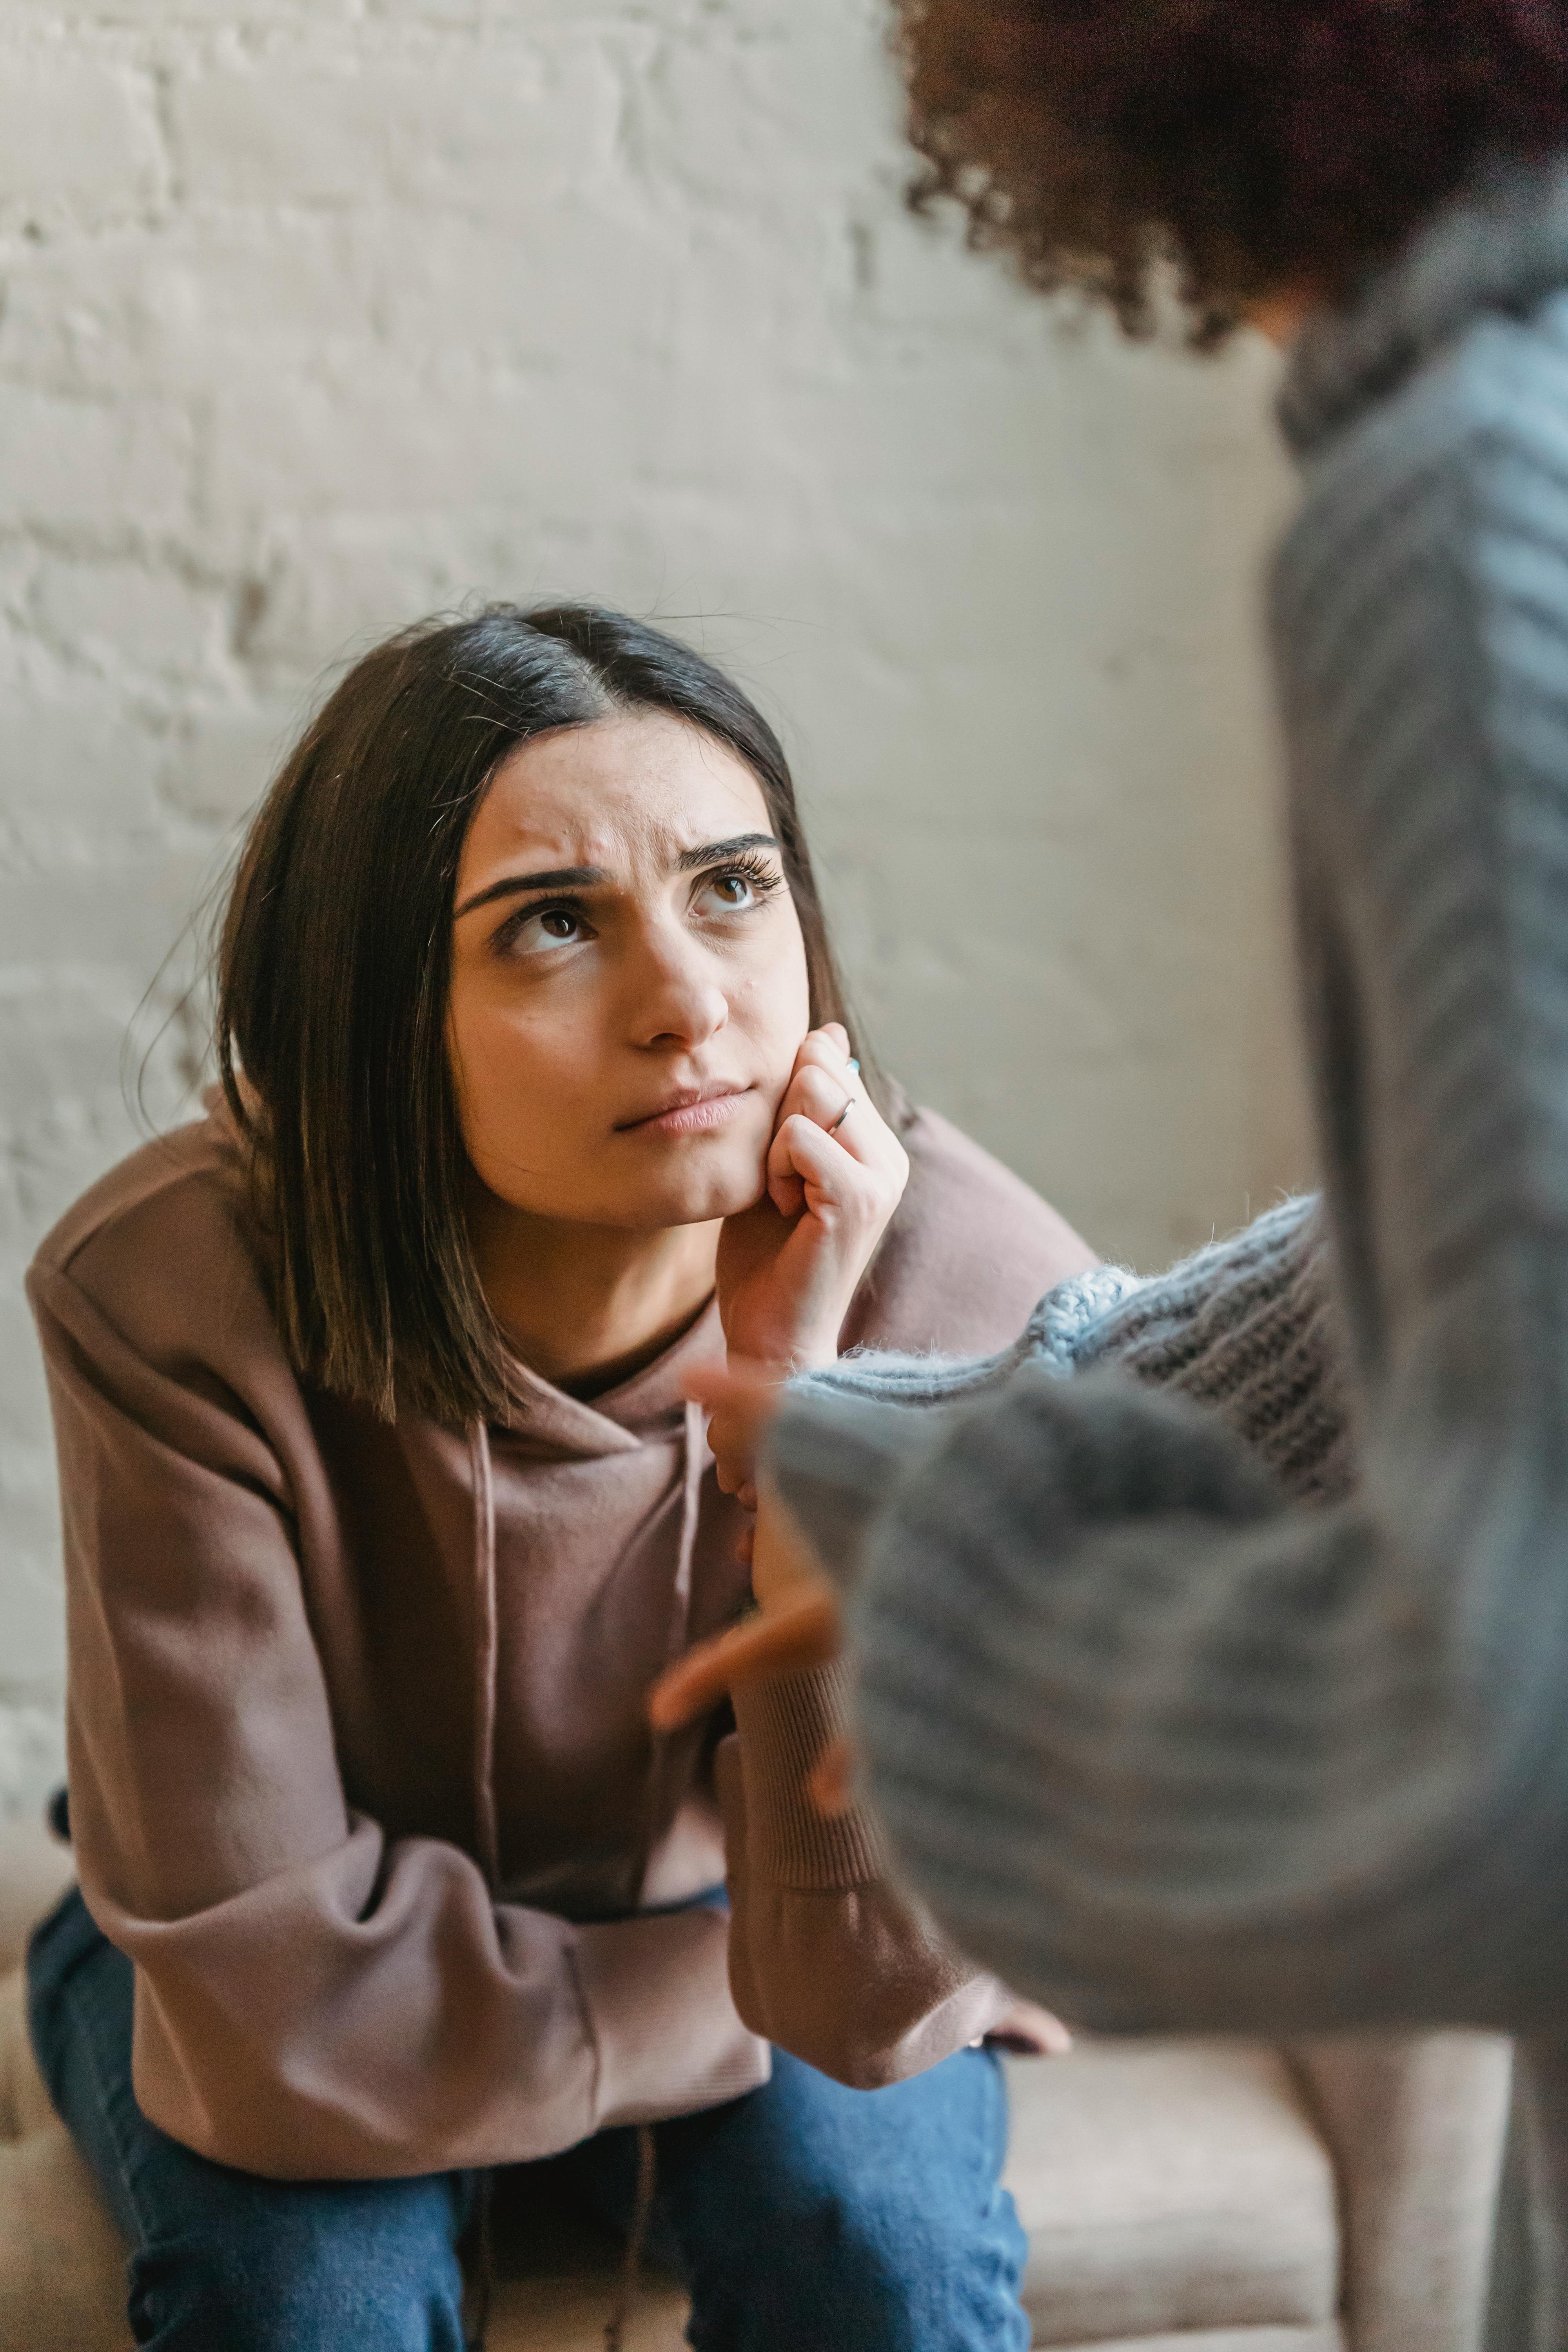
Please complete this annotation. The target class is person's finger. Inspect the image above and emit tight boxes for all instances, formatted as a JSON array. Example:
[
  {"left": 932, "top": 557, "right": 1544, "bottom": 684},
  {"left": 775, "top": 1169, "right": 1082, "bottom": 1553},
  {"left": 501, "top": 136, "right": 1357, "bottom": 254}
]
[
  {"left": 779, "top": 1059, "right": 860, "bottom": 1139},
  {"left": 711, "top": 1452, "right": 760, "bottom": 1505},
  {"left": 983, "top": 2001, "right": 1075, "bottom": 2058},
  {"left": 684, "top": 1359, "right": 786, "bottom": 1422},
  {"left": 770, "top": 1031, "right": 859, "bottom": 1138},
  {"left": 648, "top": 1588, "right": 842, "bottom": 1729},
  {"left": 791, "top": 1023, "right": 851, "bottom": 1075},
  {"left": 765, "top": 1108, "right": 874, "bottom": 1219},
  {"left": 983, "top": 2026, "right": 1071, "bottom": 2058},
  {"left": 806, "top": 1732, "right": 855, "bottom": 1817},
  {"left": 774, "top": 1048, "right": 894, "bottom": 1169},
  {"left": 708, "top": 1406, "right": 746, "bottom": 1472},
  {"left": 685, "top": 1364, "right": 784, "bottom": 1494},
  {"left": 777, "top": 1101, "right": 907, "bottom": 1231}
]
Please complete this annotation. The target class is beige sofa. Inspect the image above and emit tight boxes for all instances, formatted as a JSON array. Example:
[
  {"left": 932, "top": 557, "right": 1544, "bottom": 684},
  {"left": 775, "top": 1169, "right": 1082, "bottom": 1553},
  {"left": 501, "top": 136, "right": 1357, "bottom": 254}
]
[{"left": 0, "top": 1817, "right": 1512, "bottom": 2352}]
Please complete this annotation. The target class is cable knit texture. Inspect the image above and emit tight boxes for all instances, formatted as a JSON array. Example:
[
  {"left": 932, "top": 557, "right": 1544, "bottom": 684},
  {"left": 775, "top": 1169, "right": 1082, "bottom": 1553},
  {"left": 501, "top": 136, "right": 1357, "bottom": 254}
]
[
  {"left": 766, "top": 154, "right": 1568, "bottom": 2103},
  {"left": 772, "top": 1194, "right": 1351, "bottom": 1583}
]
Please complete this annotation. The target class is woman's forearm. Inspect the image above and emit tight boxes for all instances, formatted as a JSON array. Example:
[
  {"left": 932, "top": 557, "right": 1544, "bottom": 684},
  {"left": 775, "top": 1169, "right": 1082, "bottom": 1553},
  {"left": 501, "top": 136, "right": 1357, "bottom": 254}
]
[{"left": 719, "top": 1661, "right": 1004, "bottom": 2085}]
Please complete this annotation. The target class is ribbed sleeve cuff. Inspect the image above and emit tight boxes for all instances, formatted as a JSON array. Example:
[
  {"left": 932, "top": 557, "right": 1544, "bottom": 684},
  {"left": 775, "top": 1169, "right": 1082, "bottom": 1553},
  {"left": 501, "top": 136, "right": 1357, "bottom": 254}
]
[{"left": 731, "top": 1663, "right": 889, "bottom": 1888}]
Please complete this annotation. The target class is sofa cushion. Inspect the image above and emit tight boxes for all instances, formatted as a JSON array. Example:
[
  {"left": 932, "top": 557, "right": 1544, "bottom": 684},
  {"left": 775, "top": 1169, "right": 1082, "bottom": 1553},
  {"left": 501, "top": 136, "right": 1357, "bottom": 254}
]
[
  {"left": 489, "top": 2257, "right": 690, "bottom": 2350},
  {"left": 1, "top": 1951, "right": 1343, "bottom": 2352},
  {"left": 1049, "top": 2336, "right": 1343, "bottom": 2351},
  {"left": 1009, "top": 2040, "right": 1341, "bottom": 2345},
  {"left": 0, "top": 1815, "right": 1343, "bottom": 2351},
  {"left": 0, "top": 1819, "right": 73, "bottom": 1974},
  {"left": 0, "top": 1963, "right": 128, "bottom": 2352}
]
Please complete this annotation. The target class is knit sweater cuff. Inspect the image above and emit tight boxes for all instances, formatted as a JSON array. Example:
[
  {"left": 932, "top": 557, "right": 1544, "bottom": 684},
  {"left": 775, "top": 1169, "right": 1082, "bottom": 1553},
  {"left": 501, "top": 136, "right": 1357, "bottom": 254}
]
[
  {"left": 768, "top": 1191, "right": 1347, "bottom": 1590},
  {"left": 765, "top": 1389, "right": 951, "bottom": 1587},
  {"left": 767, "top": 1258, "right": 1151, "bottom": 1580},
  {"left": 731, "top": 1663, "right": 889, "bottom": 1887}
]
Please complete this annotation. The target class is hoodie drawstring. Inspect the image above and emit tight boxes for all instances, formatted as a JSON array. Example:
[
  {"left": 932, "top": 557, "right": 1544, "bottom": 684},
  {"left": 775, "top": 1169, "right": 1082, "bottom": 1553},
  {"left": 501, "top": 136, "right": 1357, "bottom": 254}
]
[
  {"left": 605, "top": 1402, "right": 704, "bottom": 2344},
  {"left": 636, "top": 1397, "right": 708, "bottom": 1862},
  {"left": 468, "top": 1403, "right": 704, "bottom": 2348},
  {"left": 469, "top": 1422, "right": 501, "bottom": 1888},
  {"left": 674, "top": 1395, "right": 705, "bottom": 1644},
  {"left": 604, "top": 2122, "right": 659, "bottom": 2352}
]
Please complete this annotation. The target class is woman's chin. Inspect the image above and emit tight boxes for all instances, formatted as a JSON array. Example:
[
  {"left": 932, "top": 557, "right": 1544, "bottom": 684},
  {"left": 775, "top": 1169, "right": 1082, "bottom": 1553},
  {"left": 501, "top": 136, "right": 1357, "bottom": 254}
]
[
  {"left": 634, "top": 1152, "right": 769, "bottom": 1230},
  {"left": 655, "top": 1180, "right": 767, "bottom": 1229}
]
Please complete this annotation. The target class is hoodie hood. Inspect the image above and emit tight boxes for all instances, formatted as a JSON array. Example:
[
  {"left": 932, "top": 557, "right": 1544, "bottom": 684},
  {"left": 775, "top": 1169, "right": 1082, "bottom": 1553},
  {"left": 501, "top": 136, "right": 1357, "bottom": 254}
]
[{"left": 491, "top": 1296, "right": 724, "bottom": 1463}]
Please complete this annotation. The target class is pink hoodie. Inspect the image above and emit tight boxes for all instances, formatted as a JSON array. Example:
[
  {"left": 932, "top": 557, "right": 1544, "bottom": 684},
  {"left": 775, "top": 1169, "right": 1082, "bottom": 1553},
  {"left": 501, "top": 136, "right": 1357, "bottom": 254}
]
[{"left": 27, "top": 1102, "right": 1089, "bottom": 2180}]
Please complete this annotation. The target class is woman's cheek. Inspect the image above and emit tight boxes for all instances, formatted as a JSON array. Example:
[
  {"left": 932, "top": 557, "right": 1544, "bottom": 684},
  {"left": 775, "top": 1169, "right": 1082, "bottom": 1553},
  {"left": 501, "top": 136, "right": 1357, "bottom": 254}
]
[
  {"left": 741, "top": 977, "right": 811, "bottom": 1120},
  {"left": 455, "top": 1016, "right": 548, "bottom": 1180},
  {"left": 739, "top": 917, "right": 809, "bottom": 1040},
  {"left": 759, "top": 1052, "right": 797, "bottom": 1128}
]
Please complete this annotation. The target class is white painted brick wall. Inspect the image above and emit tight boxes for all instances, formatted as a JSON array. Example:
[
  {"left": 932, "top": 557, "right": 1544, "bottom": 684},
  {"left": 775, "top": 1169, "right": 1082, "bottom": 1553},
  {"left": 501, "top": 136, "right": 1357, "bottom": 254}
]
[{"left": 0, "top": 0, "right": 1311, "bottom": 1809}]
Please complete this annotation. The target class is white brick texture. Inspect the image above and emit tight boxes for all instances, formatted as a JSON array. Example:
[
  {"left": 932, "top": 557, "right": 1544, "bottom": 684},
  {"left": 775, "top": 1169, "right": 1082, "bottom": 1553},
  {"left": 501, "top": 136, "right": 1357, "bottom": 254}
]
[{"left": 0, "top": 0, "right": 1312, "bottom": 1774}]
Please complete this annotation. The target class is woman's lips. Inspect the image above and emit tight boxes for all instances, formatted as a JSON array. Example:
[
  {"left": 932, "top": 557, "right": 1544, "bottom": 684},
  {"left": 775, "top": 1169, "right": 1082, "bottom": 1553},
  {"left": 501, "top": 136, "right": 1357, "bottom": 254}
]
[{"left": 617, "top": 1087, "right": 751, "bottom": 1138}]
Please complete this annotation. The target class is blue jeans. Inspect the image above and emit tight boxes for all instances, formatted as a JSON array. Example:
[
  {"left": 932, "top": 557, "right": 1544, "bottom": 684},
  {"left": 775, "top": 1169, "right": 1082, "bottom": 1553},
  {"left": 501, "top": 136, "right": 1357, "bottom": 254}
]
[{"left": 28, "top": 1886, "right": 1029, "bottom": 2352}]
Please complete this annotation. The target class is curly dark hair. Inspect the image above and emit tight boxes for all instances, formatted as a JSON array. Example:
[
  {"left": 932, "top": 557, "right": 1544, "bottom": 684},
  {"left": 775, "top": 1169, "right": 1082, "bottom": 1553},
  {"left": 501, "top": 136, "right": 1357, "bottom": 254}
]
[{"left": 892, "top": 0, "right": 1568, "bottom": 342}]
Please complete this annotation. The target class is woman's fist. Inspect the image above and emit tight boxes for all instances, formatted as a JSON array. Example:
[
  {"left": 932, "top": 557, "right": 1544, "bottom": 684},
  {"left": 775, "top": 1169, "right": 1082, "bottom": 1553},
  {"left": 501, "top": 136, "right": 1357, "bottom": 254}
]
[{"left": 715, "top": 1024, "right": 908, "bottom": 1378}]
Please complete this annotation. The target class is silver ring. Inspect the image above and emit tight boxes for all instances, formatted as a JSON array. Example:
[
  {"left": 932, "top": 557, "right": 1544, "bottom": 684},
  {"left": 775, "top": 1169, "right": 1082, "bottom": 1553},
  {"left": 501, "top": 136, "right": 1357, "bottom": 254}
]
[{"left": 828, "top": 1094, "right": 854, "bottom": 1135}]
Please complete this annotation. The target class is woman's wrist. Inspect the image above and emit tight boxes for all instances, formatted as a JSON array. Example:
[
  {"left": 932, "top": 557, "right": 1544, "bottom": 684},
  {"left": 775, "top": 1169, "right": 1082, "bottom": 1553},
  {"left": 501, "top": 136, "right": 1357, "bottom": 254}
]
[{"left": 776, "top": 1327, "right": 842, "bottom": 1377}]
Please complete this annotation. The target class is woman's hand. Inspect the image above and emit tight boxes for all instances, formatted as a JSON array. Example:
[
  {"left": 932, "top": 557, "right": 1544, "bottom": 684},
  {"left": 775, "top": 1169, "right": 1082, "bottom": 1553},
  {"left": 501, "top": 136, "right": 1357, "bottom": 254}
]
[{"left": 715, "top": 1024, "right": 907, "bottom": 1383}]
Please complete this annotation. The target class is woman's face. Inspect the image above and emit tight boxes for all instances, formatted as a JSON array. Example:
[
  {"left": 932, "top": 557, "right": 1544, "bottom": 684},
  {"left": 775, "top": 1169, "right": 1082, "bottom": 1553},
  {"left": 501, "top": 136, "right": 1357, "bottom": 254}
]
[{"left": 447, "top": 709, "right": 813, "bottom": 1232}]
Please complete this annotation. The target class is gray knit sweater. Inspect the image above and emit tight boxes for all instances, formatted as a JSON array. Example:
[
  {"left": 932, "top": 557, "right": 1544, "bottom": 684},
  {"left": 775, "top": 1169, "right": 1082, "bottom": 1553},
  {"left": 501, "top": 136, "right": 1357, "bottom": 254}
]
[{"left": 767, "top": 155, "right": 1568, "bottom": 2049}]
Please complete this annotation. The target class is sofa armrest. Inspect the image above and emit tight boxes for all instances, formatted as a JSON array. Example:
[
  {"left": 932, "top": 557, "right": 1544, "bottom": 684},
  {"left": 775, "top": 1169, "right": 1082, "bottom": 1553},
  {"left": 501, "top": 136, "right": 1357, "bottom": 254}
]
[{"left": 1286, "top": 2031, "right": 1512, "bottom": 2352}]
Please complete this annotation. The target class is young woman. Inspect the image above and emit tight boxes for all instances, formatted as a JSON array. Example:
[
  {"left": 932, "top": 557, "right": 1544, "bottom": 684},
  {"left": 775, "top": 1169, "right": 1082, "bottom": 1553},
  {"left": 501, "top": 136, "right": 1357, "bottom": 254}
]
[
  {"left": 653, "top": 0, "right": 1568, "bottom": 2291},
  {"left": 23, "top": 602, "right": 1090, "bottom": 2352}
]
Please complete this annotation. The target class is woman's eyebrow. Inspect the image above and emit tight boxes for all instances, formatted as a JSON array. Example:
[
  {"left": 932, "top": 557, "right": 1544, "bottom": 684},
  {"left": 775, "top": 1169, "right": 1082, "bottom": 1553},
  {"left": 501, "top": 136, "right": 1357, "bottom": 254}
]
[
  {"left": 454, "top": 864, "right": 605, "bottom": 919},
  {"left": 454, "top": 835, "right": 779, "bottom": 920},
  {"left": 675, "top": 832, "right": 779, "bottom": 871}
]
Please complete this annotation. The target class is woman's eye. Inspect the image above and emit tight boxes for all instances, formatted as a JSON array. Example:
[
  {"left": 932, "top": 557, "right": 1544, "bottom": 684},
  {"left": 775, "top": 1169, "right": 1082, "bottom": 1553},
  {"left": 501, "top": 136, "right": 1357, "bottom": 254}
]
[
  {"left": 502, "top": 905, "right": 590, "bottom": 956},
  {"left": 701, "top": 869, "right": 770, "bottom": 914}
]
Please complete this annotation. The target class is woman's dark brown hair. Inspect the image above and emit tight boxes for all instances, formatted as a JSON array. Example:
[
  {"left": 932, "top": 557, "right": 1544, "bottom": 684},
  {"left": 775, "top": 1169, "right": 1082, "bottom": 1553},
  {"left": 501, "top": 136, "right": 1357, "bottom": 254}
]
[
  {"left": 894, "top": 0, "right": 1568, "bottom": 342},
  {"left": 218, "top": 603, "right": 860, "bottom": 1428}
]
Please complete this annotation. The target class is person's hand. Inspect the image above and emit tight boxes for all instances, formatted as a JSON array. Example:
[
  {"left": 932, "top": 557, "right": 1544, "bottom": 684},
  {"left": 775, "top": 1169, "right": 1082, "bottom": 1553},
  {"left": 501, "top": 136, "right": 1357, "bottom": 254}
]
[
  {"left": 683, "top": 1358, "right": 785, "bottom": 1508},
  {"left": 982, "top": 1998, "right": 1074, "bottom": 2058},
  {"left": 715, "top": 1025, "right": 907, "bottom": 1380},
  {"left": 648, "top": 1582, "right": 843, "bottom": 1732},
  {"left": 748, "top": 1483, "right": 823, "bottom": 1611},
  {"left": 648, "top": 1492, "right": 844, "bottom": 1733}
]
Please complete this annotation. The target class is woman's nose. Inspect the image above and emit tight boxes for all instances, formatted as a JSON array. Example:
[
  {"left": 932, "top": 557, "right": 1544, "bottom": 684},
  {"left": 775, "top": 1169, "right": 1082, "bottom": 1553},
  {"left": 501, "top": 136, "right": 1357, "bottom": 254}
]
[{"left": 632, "top": 934, "right": 729, "bottom": 1050}]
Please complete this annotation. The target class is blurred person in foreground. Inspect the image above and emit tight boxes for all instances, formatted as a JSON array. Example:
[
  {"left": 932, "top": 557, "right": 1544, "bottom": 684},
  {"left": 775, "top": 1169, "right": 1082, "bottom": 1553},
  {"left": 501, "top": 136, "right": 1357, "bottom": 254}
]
[{"left": 654, "top": 0, "right": 1568, "bottom": 2287}]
